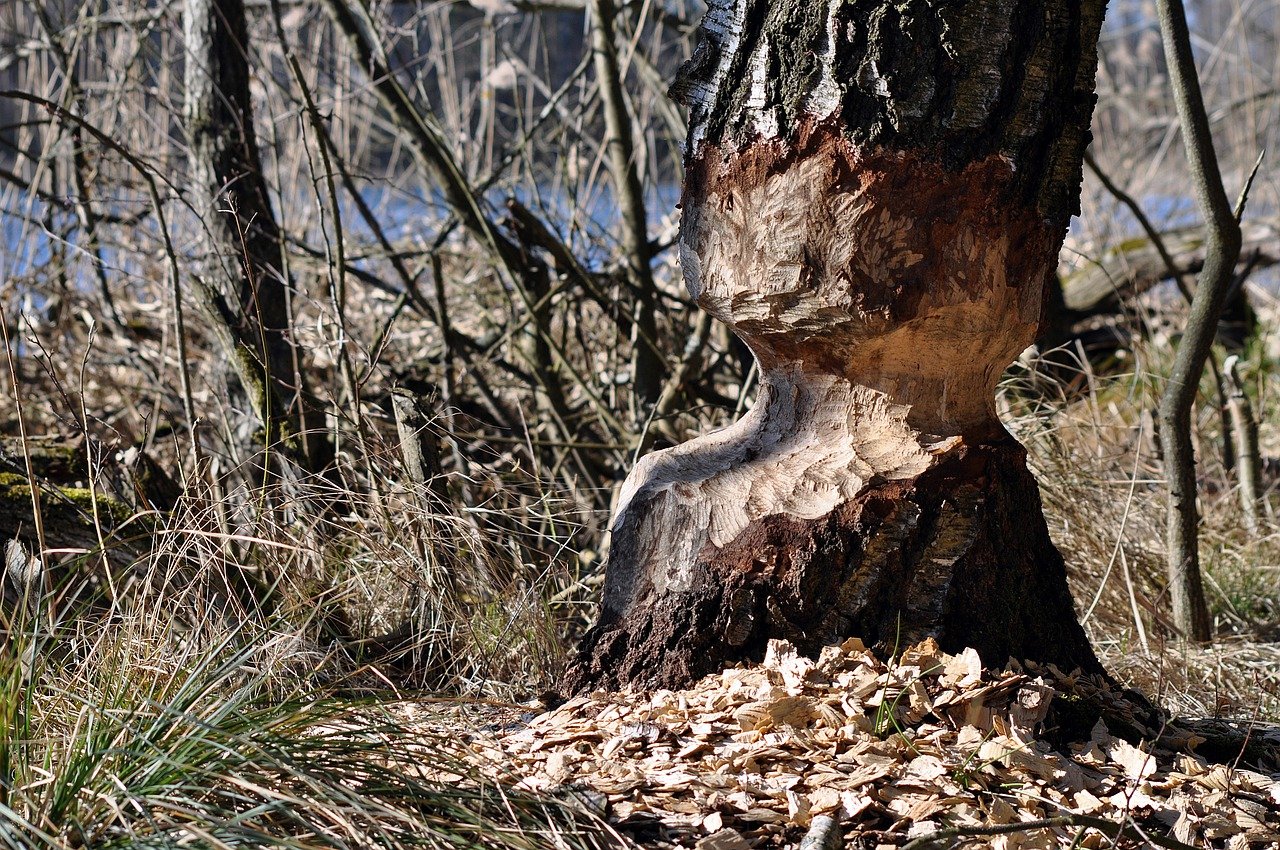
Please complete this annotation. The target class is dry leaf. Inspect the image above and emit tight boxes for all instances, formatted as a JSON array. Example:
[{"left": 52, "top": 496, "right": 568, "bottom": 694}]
[
  {"left": 695, "top": 828, "right": 752, "bottom": 850},
  {"left": 1103, "top": 737, "right": 1157, "bottom": 781},
  {"left": 465, "top": 638, "right": 1272, "bottom": 847}
]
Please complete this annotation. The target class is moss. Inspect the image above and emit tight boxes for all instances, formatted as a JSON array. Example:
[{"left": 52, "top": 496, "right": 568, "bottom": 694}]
[
  {"left": 0, "top": 472, "right": 135, "bottom": 527},
  {"left": 0, "top": 438, "right": 87, "bottom": 481}
]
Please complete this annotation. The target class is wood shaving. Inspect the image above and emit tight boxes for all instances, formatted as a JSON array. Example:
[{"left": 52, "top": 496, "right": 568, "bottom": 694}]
[{"left": 464, "top": 638, "right": 1280, "bottom": 848}]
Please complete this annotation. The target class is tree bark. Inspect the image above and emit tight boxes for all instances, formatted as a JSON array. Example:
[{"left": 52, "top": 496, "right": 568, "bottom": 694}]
[
  {"left": 1223, "top": 355, "right": 1263, "bottom": 534},
  {"left": 1154, "top": 0, "right": 1243, "bottom": 643},
  {"left": 565, "top": 0, "right": 1108, "bottom": 692},
  {"left": 184, "top": 0, "right": 314, "bottom": 466}
]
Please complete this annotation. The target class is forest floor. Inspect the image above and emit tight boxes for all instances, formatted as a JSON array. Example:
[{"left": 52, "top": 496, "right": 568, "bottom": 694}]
[
  {"left": 425, "top": 639, "right": 1280, "bottom": 849},
  {"left": 7, "top": 293, "right": 1280, "bottom": 848}
]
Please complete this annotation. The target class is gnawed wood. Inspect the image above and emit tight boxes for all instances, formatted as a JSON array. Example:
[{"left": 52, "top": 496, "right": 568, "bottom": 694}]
[
  {"left": 565, "top": 441, "right": 1097, "bottom": 692},
  {"left": 566, "top": 0, "right": 1108, "bottom": 692}
]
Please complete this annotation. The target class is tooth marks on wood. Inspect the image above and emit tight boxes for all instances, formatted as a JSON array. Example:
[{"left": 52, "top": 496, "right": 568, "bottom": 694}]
[
  {"left": 564, "top": 443, "right": 1098, "bottom": 693},
  {"left": 569, "top": 0, "right": 1108, "bottom": 693},
  {"left": 682, "top": 129, "right": 1054, "bottom": 435}
]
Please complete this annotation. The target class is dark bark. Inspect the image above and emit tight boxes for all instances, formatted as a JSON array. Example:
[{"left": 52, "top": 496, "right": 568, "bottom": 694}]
[
  {"left": 671, "top": 0, "right": 1103, "bottom": 223},
  {"left": 184, "top": 0, "right": 316, "bottom": 466},
  {"left": 565, "top": 441, "right": 1099, "bottom": 692},
  {"left": 566, "top": 0, "right": 1108, "bottom": 692}
]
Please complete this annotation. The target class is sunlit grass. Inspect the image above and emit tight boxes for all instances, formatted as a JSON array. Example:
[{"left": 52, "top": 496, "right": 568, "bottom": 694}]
[
  {"left": 0, "top": 564, "right": 628, "bottom": 850},
  {"left": 1001, "top": 332, "right": 1280, "bottom": 720}
]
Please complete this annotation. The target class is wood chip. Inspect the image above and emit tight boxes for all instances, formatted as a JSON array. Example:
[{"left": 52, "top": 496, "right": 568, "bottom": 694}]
[{"left": 460, "top": 638, "right": 1280, "bottom": 847}]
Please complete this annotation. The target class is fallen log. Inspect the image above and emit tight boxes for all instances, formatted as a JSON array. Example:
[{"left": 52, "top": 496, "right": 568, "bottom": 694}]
[
  {"left": 0, "top": 436, "right": 162, "bottom": 565},
  {"left": 1061, "top": 219, "right": 1278, "bottom": 314}
]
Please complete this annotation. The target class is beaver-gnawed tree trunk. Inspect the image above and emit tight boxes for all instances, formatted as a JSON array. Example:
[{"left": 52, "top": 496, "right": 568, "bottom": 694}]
[{"left": 564, "top": 0, "right": 1109, "bottom": 693}]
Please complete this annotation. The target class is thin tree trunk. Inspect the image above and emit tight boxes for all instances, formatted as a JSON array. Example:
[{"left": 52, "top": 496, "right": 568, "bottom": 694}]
[
  {"left": 588, "top": 0, "right": 662, "bottom": 408},
  {"left": 1223, "top": 355, "right": 1263, "bottom": 534},
  {"left": 566, "top": 0, "right": 1108, "bottom": 692},
  {"left": 184, "top": 0, "right": 316, "bottom": 469},
  {"left": 1154, "top": 0, "right": 1243, "bottom": 642}
]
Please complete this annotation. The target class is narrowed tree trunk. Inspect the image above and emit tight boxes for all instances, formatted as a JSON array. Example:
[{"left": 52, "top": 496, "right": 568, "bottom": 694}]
[
  {"left": 565, "top": 0, "right": 1108, "bottom": 693},
  {"left": 184, "top": 0, "right": 317, "bottom": 468}
]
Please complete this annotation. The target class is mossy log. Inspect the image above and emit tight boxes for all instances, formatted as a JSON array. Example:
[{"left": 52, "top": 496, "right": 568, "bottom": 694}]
[
  {"left": 0, "top": 473, "right": 138, "bottom": 555},
  {"left": 0, "top": 437, "right": 160, "bottom": 565},
  {"left": 1061, "top": 220, "right": 1277, "bottom": 314}
]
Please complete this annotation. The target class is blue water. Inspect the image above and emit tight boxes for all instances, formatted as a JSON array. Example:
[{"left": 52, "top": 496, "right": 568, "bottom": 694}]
[
  {"left": 1, "top": 203, "right": 53, "bottom": 281},
  {"left": 2, "top": 180, "right": 1269, "bottom": 296}
]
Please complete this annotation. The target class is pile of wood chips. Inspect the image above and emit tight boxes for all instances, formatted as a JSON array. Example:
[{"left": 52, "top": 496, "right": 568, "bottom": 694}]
[{"left": 468, "top": 638, "right": 1280, "bottom": 849}]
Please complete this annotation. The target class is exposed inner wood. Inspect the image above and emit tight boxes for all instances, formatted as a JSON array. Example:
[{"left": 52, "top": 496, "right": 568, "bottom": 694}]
[
  {"left": 565, "top": 440, "right": 1099, "bottom": 693},
  {"left": 567, "top": 0, "right": 1109, "bottom": 692},
  {"left": 682, "top": 128, "right": 1050, "bottom": 437},
  {"left": 564, "top": 128, "right": 1098, "bottom": 692}
]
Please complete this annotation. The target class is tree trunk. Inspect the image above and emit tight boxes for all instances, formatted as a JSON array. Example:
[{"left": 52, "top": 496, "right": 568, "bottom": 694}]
[
  {"left": 1154, "top": 0, "right": 1243, "bottom": 643},
  {"left": 565, "top": 0, "right": 1108, "bottom": 693},
  {"left": 184, "top": 0, "right": 316, "bottom": 467},
  {"left": 588, "top": 0, "right": 663, "bottom": 408}
]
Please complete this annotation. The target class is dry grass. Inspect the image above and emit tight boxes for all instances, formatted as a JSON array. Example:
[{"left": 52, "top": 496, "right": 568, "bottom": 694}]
[
  {"left": 1004, "top": 331, "right": 1280, "bottom": 723},
  {"left": 0, "top": 574, "right": 636, "bottom": 848},
  {"left": 1, "top": 0, "right": 1279, "bottom": 845}
]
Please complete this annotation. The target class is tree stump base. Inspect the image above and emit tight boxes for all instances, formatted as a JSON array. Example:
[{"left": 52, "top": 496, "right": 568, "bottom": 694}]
[{"left": 564, "top": 439, "right": 1099, "bottom": 693}]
